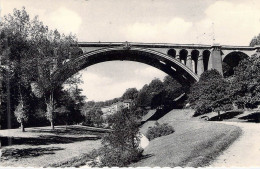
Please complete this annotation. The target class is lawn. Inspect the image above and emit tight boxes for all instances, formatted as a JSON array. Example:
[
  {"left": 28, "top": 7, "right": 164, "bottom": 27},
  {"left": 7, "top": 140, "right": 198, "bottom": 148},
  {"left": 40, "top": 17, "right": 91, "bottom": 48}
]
[
  {"left": 131, "top": 109, "right": 242, "bottom": 167},
  {"left": 0, "top": 125, "right": 107, "bottom": 167}
]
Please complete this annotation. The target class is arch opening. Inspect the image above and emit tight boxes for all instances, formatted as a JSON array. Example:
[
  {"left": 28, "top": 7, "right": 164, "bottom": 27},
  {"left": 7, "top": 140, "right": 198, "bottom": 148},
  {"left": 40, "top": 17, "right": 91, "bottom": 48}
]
[
  {"left": 203, "top": 50, "right": 210, "bottom": 71},
  {"left": 179, "top": 49, "right": 188, "bottom": 65},
  {"left": 222, "top": 51, "right": 249, "bottom": 77},
  {"left": 191, "top": 50, "right": 199, "bottom": 74},
  {"left": 50, "top": 47, "right": 199, "bottom": 92},
  {"left": 167, "top": 49, "right": 176, "bottom": 58}
]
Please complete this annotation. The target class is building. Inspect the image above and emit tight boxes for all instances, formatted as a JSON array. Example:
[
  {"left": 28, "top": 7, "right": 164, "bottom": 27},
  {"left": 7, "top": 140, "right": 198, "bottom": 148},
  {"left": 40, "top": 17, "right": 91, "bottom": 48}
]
[
  {"left": 101, "top": 100, "right": 133, "bottom": 118},
  {"left": 123, "top": 99, "right": 132, "bottom": 109}
]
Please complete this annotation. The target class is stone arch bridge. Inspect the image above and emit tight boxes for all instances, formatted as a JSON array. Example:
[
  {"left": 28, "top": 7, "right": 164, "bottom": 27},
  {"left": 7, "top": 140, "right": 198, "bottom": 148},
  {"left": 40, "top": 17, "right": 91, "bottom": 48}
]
[{"left": 50, "top": 42, "right": 260, "bottom": 88}]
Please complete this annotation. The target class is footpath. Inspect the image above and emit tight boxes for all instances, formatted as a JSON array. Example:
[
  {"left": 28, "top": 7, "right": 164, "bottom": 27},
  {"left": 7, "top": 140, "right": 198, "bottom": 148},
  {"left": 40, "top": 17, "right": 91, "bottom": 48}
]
[{"left": 210, "top": 122, "right": 260, "bottom": 167}]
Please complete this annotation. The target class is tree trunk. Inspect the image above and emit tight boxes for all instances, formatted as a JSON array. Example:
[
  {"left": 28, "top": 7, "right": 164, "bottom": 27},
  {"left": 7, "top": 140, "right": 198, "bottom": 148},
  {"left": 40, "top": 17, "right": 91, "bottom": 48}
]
[
  {"left": 51, "top": 121, "right": 54, "bottom": 130},
  {"left": 21, "top": 122, "right": 25, "bottom": 132}
]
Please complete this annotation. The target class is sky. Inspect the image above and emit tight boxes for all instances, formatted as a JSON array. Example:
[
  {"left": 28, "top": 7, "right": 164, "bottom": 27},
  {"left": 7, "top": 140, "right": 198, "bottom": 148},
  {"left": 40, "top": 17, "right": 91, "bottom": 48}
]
[{"left": 1, "top": 0, "right": 260, "bottom": 101}]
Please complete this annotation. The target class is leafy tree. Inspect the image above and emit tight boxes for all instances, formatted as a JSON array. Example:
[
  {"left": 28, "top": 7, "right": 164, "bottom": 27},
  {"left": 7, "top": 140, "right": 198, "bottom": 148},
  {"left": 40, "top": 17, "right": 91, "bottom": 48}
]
[
  {"left": 230, "top": 56, "right": 260, "bottom": 109},
  {"left": 14, "top": 99, "right": 28, "bottom": 132},
  {"left": 136, "top": 85, "right": 150, "bottom": 108},
  {"left": 96, "top": 108, "right": 142, "bottom": 167},
  {"left": 122, "top": 88, "right": 138, "bottom": 100},
  {"left": 55, "top": 106, "right": 70, "bottom": 128},
  {"left": 250, "top": 33, "right": 260, "bottom": 46},
  {"left": 0, "top": 7, "right": 83, "bottom": 130},
  {"left": 81, "top": 105, "right": 104, "bottom": 127},
  {"left": 147, "top": 78, "right": 164, "bottom": 95},
  {"left": 151, "top": 76, "right": 185, "bottom": 110},
  {"left": 188, "top": 69, "right": 233, "bottom": 116}
]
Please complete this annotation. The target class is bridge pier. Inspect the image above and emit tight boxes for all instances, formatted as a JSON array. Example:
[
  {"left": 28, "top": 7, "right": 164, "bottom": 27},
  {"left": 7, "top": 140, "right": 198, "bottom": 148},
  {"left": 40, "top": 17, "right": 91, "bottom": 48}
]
[
  {"left": 197, "top": 55, "right": 204, "bottom": 76},
  {"left": 186, "top": 54, "right": 193, "bottom": 71},
  {"left": 208, "top": 44, "right": 223, "bottom": 75}
]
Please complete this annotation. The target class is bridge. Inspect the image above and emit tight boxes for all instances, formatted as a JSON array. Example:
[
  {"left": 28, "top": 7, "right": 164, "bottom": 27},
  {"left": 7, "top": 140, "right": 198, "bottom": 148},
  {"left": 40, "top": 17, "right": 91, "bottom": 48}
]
[{"left": 50, "top": 42, "right": 260, "bottom": 88}]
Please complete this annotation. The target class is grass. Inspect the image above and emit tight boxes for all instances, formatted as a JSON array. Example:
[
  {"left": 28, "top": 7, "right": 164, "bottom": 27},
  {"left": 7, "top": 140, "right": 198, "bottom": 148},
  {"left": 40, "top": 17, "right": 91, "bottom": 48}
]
[
  {"left": 0, "top": 109, "right": 244, "bottom": 167},
  {"left": 48, "top": 153, "right": 93, "bottom": 167},
  {"left": 131, "top": 109, "right": 242, "bottom": 167},
  {"left": 0, "top": 125, "right": 104, "bottom": 167}
]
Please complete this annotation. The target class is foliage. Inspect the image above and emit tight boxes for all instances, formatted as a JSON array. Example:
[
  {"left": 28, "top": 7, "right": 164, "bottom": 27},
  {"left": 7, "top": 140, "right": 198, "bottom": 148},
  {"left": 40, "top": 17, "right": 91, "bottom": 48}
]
[
  {"left": 250, "top": 33, "right": 260, "bottom": 46},
  {"left": 146, "top": 122, "right": 175, "bottom": 140},
  {"left": 93, "top": 108, "right": 142, "bottom": 167},
  {"left": 122, "top": 88, "right": 138, "bottom": 100},
  {"left": 230, "top": 55, "right": 260, "bottom": 108},
  {"left": 14, "top": 100, "right": 28, "bottom": 124},
  {"left": 81, "top": 105, "right": 104, "bottom": 127},
  {"left": 188, "top": 69, "right": 233, "bottom": 116},
  {"left": 0, "top": 7, "right": 84, "bottom": 129}
]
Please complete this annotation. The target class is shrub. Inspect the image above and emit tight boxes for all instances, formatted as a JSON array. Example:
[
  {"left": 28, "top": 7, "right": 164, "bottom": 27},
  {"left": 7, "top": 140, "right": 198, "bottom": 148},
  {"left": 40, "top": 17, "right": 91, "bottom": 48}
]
[
  {"left": 146, "top": 122, "right": 175, "bottom": 140},
  {"left": 89, "top": 108, "right": 143, "bottom": 167},
  {"left": 90, "top": 145, "right": 143, "bottom": 167}
]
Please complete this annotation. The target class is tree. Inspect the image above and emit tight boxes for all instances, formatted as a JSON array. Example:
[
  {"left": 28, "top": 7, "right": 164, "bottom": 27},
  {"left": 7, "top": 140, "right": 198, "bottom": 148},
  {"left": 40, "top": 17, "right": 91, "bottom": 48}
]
[
  {"left": 188, "top": 69, "right": 233, "bottom": 116},
  {"left": 81, "top": 105, "right": 104, "bottom": 127},
  {"left": 230, "top": 55, "right": 260, "bottom": 109},
  {"left": 55, "top": 106, "right": 70, "bottom": 129},
  {"left": 122, "top": 88, "right": 138, "bottom": 100},
  {"left": 14, "top": 99, "right": 28, "bottom": 132},
  {"left": 0, "top": 7, "right": 82, "bottom": 130},
  {"left": 136, "top": 85, "right": 150, "bottom": 108},
  {"left": 96, "top": 108, "right": 142, "bottom": 167},
  {"left": 250, "top": 33, "right": 260, "bottom": 46}
]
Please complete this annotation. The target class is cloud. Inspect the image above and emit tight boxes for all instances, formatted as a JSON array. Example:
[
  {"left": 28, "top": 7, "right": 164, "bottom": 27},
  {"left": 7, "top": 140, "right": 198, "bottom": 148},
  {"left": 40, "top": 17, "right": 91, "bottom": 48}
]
[
  {"left": 120, "top": 1, "right": 260, "bottom": 45},
  {"left": 78, "top": 71, "right": 149, "bottom": 101},
  {"left": 195, "top": 1, "right": 260, "bottom": 45},
  {"left": 77, "top": 64, "right": 167, "bottom": 101},
  {"left": 134, "top": 67, "right": 166, "bottom": 80},
  {"left": 121, "top": 17, "right": 193, "bottom": 43},
  {"left": 48, "top": 7, "right": 82, "bottom": 35}
]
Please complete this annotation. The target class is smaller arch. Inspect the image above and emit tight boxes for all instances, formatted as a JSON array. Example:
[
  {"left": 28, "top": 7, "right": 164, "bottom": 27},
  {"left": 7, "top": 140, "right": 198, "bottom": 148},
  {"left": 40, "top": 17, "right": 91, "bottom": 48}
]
[
  {"left": 191, "top": 50, "right": 199, "bottom": 74},
  {"left": 167, "top": 49, "right": 176, "bottom": 58},
  {"left": 179, "top": 49, "right": 188, "bottom": 65},
  {"left": 202, "top": 50, "right": 210, "bottom": 71},
  {"left": 222, "top": 51, "right": 249, "bottom": 77}
]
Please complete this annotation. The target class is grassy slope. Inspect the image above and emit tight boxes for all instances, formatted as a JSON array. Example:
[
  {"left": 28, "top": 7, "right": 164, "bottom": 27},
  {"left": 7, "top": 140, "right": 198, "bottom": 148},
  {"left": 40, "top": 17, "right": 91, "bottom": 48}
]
[{"left": 132, "top": 109, "right": 242, "bottom": 167}]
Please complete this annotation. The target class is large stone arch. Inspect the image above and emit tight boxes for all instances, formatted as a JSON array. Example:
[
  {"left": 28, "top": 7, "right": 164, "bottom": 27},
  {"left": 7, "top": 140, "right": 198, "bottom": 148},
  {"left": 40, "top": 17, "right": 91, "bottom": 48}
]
[
  {"left": 222, "top": 51, "right": 249, "bottom": 77},
  {"left": 50, "top": 46, "right": 199, "bottom": 90}
]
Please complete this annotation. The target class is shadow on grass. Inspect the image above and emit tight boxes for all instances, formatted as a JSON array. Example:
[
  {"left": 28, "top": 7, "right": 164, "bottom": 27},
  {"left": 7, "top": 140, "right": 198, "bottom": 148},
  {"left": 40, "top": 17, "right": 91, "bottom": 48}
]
[
  {"left": 140, "top": 154, "right": 154, "bottom": 160},
  {"left": 208, "top": 111, "right": 243, "bottom": 121},
  {"left": 30, "top": 126, "right": 107, "bottom": 136},
  {"left": 0, "top": 147, "right": 64, "bottom": 161},
  {"left": 238, "top": 112, "right": 260, "bottom": 123},
  {"left": 0, "top": 135, "right": 101, "bottom": 147}
]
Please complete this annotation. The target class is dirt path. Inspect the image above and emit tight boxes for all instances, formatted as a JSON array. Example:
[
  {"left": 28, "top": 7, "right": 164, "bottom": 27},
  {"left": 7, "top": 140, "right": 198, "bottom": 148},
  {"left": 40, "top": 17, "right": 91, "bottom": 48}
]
[{"left": 210, "top": 122, "right": 260, "bottom": 167}]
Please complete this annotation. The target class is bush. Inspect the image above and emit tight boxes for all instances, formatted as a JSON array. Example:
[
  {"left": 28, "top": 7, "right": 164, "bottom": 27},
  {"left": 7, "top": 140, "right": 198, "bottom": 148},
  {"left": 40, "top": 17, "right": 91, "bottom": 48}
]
[
  {"left": 146, "top": 122, "right": 175, "bottom": 140},
  {"left": 89, "top": 108, "right": 143, "bottom": 167},
  {"left": 89, "top": 145, "right": 143, "bottom": 167}
]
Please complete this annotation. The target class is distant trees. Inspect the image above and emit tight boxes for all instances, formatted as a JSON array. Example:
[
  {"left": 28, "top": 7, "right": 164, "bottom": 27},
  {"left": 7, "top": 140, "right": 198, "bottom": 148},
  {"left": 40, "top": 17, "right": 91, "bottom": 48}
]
[
  {"left": 81, "top": 105, "right": 104, "bottom": 127},
  {"left": 250, "top": 33, "right": 260, "bottom": 46},
  {"left": 122, "top": 88, "right": 138, "bottom": 100}
]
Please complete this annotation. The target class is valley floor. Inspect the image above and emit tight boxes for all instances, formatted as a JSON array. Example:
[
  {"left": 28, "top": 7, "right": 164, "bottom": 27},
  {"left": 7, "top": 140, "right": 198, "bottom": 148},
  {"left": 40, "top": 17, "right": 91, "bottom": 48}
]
[{"left": 1, "top": 109, "right": 258, "bottom": 167}]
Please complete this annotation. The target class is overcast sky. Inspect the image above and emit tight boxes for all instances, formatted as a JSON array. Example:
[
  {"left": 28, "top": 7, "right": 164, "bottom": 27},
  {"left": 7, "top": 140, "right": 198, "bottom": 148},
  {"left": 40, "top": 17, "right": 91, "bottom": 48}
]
[{"left": 1, "top": 0, "right": 260, "bottom": 101}]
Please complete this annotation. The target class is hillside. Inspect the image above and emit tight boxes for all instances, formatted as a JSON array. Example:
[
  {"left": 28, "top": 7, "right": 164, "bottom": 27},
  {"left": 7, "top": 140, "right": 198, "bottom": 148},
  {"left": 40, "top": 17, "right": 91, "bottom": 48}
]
[{"left": 133, "top": 109, "right": 242, "bottom": 167}]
